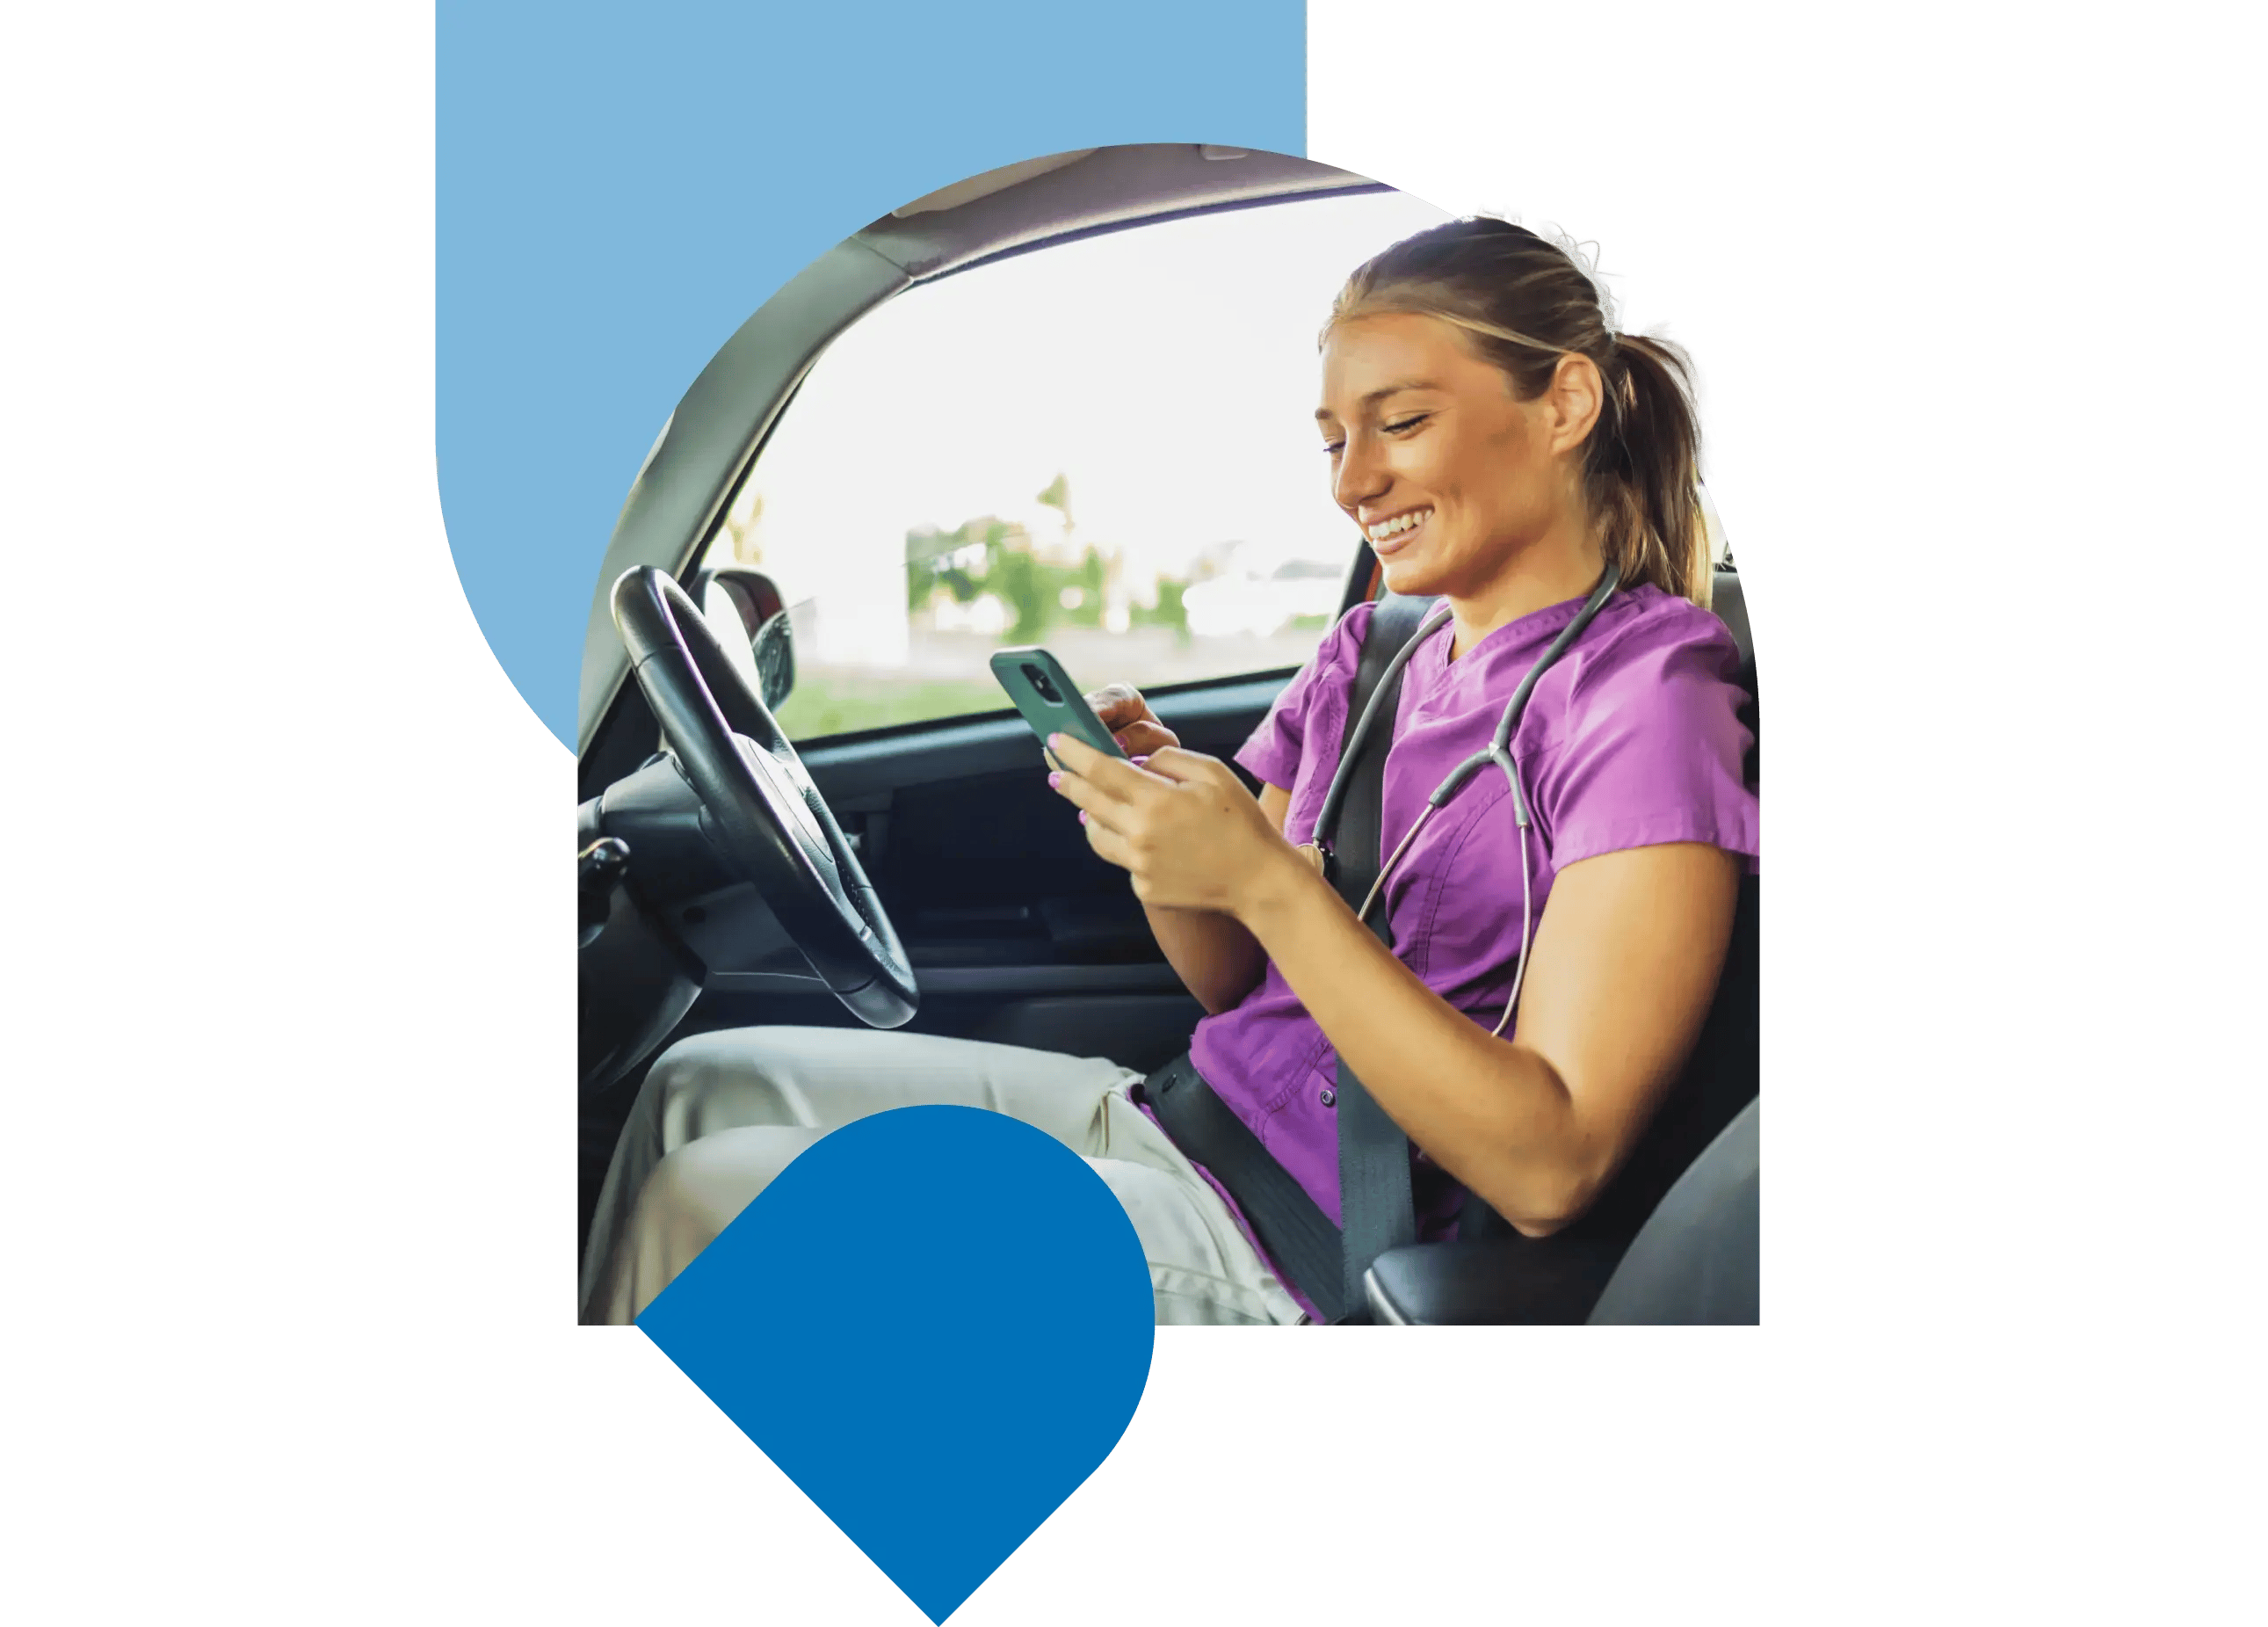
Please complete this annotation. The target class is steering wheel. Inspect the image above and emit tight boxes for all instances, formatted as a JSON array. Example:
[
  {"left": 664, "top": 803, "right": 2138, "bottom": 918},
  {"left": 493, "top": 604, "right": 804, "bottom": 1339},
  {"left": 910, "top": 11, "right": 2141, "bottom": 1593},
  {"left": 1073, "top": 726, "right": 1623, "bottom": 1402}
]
[{"left": 610, "top": 566, "right": 917, "bottom": 1028}]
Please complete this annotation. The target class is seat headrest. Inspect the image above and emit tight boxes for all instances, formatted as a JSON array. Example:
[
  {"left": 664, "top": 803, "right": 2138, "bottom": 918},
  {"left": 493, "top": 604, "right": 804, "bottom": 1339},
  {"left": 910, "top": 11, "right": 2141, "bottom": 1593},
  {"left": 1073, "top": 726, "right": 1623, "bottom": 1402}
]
[{"left": 1711, "top": 569, "right": 1754, "bottom": 696}]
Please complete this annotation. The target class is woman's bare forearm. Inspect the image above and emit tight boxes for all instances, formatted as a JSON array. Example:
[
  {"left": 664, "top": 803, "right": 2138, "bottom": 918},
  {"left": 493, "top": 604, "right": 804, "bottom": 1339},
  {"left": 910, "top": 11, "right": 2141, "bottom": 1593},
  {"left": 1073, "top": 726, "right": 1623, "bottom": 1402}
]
[
  {"left": 1144, "top": 904, "right": 1268, "bottom": 1014},
  {"left": 1229, "top": 839, "right": 1738, "bottom": 1232},
  {"left": 1230, "top": 846, "right": 1587, "bottom": 1226}
]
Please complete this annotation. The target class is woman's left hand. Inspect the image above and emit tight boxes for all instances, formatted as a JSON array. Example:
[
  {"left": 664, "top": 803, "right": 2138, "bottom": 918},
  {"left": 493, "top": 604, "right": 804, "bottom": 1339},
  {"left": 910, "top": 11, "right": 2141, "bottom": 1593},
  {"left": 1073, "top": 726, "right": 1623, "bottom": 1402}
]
[{"left": 1045, "top": 732, "right": 1292, "bottom": 917}]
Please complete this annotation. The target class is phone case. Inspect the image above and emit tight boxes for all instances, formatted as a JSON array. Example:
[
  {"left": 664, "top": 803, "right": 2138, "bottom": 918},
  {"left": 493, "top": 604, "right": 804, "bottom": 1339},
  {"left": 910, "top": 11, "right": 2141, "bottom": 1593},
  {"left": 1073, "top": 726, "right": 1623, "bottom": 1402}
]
[{"left": 989, "top": 647, "right": 1127, "bottom": 759}]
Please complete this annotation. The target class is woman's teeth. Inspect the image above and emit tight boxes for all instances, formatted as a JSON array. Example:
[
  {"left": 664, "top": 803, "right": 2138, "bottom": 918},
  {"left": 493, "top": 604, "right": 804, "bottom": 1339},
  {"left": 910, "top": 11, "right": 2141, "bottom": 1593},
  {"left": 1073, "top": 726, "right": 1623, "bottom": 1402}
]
[{"left": 1366, "top": 509, "right": 1431, "bottom": 545}]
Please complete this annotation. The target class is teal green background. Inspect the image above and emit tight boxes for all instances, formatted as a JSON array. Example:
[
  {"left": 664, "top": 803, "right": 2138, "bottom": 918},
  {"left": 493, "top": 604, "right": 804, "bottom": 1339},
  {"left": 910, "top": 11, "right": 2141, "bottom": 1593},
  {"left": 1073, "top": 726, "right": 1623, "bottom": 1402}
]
[{"left": 18, "top": 6, "right": 2250, "bottom": 1616}]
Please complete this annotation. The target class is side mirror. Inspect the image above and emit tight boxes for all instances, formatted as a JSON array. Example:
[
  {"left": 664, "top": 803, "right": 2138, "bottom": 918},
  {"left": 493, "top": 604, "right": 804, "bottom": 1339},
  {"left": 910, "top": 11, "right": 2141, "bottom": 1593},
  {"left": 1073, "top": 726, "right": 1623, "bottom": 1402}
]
[{"left": 692, "top": 567, "right": 795, "bottom": 712}]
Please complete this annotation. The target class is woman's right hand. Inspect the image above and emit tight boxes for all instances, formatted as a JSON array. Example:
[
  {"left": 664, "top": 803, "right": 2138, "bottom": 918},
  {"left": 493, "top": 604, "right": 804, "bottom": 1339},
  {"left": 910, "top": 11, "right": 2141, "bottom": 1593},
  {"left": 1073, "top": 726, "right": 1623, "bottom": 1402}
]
[
  {"left": 1086, "top": 683, "right": 1180, "bottom": 759},
  {"left": 1069, "top": 685, "right": 1268, "bottom": 1012}
]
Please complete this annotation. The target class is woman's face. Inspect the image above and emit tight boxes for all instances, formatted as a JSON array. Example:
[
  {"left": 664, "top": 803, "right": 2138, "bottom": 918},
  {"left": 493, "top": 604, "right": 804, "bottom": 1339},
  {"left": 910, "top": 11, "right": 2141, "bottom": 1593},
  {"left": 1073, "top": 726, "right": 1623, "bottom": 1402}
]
[{"left": 1317, "top": 310, "right": 1595, "bottom": 599}]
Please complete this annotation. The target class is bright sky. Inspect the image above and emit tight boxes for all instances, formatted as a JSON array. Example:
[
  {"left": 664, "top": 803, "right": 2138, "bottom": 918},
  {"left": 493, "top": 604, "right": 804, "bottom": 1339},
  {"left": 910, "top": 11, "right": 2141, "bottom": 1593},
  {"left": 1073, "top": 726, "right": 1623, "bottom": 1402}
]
[{"left": 739, "top": 190, "right": 1455, "bottom": 664}]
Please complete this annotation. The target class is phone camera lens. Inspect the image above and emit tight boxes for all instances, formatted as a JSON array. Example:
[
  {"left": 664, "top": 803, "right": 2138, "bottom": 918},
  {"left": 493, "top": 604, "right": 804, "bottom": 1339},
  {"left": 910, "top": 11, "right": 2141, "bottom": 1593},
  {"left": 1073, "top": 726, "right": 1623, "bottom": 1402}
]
[{"left": 1024, "top": 665, "right": 1063, "bottom": 705}]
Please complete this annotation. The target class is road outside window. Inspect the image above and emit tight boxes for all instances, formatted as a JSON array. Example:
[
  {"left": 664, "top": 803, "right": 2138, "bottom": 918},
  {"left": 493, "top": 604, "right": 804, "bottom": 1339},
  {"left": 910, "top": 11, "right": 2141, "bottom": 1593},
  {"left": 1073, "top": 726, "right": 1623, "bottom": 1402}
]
[{"left": 700, "top": 190, "right": 1454, "bottom": 740}]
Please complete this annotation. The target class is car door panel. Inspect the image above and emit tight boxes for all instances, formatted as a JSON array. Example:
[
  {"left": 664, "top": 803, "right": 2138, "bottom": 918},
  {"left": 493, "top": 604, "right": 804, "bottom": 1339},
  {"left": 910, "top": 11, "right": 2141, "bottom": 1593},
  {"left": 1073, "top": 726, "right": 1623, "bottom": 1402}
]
[
  {"left": 673, "top": 669, "right": 1287, "bottom": 1065},
  {"left": 809, "top": 672, "right": 1282, "bottom": 955}
]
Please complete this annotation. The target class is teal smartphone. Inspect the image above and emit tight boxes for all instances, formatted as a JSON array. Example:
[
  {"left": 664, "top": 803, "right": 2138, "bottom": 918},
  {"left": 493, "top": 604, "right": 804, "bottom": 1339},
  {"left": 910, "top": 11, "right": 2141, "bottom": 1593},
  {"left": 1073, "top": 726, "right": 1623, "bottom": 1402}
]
[{"left": 989, "top": 646, "right": 1127, "bottom": 761}]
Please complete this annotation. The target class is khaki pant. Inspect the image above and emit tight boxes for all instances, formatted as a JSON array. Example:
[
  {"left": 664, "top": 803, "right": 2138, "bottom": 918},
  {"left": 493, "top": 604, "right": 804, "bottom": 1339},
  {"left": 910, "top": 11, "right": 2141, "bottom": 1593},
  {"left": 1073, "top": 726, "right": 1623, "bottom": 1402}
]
[{"left": 580, "top": 1027, "right": 1307, "bottom": 1327}]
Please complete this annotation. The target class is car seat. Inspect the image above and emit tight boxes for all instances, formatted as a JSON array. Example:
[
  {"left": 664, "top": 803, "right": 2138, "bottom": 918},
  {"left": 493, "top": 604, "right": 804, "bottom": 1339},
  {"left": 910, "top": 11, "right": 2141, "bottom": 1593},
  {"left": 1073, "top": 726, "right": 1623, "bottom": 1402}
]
[
  {"left": 1365, "top": 1095, "right": 1760, "bottom": 1324},
  {"left": 1360, "top": 569, "right": 1760, "bottom": 1325}
]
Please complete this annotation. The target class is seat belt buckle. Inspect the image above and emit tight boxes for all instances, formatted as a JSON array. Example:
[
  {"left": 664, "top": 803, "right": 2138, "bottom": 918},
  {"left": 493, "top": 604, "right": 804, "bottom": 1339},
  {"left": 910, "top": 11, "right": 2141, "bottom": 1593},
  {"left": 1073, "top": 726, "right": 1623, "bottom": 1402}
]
[{"left": 1132, "top": 1051, "right": 1188, "bottom": 1108}]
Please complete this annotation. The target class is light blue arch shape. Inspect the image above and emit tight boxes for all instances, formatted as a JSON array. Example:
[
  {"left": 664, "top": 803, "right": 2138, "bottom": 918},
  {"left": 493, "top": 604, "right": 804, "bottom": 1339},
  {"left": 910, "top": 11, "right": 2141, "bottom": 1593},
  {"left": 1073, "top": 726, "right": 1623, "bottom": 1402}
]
[{"left": 437, "top": 0, "right": 1306, "bottom": 745}]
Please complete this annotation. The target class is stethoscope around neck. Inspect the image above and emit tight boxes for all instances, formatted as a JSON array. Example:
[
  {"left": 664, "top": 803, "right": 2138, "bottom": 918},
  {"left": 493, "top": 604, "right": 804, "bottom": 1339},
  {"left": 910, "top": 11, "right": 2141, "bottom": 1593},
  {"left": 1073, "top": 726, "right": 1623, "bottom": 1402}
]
[{"left": 1308, "top": 562, "right": 1623, "bottom": 1038}]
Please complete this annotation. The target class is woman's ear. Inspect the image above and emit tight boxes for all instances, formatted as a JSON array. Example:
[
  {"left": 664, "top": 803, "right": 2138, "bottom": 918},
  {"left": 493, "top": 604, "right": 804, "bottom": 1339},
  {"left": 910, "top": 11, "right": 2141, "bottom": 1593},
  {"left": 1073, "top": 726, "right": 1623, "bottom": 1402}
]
[{"left": 1545, "top": 351, "right": 1606, "bottom": 457}]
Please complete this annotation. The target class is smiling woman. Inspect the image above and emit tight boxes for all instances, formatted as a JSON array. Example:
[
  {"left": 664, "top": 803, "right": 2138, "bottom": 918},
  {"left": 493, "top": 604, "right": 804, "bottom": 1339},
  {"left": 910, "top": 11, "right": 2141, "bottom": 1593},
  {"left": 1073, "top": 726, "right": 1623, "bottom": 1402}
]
[
  {"left": 580, "top": 193, "right": 1760, "bottom": 1327},
  {"left": 1319, "top": 220, "right": 1709, "bottom": 620}
]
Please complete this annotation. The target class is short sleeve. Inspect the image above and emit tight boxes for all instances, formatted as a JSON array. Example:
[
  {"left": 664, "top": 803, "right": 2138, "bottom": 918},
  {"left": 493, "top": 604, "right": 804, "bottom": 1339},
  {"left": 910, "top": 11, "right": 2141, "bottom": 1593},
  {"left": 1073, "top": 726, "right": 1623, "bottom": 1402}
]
[
  {"left": 1233, "top": 599, "right": 1373, "bottom": 793},
  {"left": 1534, "top": 619, "right": 1760, "bottom": 873}
]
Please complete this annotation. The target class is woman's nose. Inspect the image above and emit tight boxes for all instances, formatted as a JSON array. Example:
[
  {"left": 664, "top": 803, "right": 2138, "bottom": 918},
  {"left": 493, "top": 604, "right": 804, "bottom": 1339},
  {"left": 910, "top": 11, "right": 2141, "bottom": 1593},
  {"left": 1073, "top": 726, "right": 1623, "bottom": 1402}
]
[{"left": 1332, "top": 433, "right": 1388, "bottom": 512}]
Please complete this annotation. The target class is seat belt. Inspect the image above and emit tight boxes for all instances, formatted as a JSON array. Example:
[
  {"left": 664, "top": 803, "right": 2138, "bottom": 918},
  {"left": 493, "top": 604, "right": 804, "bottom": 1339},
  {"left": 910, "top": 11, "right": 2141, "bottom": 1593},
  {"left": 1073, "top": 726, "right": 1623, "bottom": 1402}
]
[
  {"left": 1139, "top": 1052, "right": 1346, "bottom": 1315},
  {"left": 1324, "top": 591, "right": 1436, "bottom": 1318},
  {"left": 1134, "top": 589, "right": 1438, "bottom": 1324}
]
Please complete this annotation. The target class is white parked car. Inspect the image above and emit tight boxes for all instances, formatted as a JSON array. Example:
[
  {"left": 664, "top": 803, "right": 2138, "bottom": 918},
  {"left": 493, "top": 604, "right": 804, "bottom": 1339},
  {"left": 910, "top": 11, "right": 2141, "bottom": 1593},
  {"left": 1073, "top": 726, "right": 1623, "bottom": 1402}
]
[{"left": 1181, "top": 556, "right": 1344, "bottom": 638}]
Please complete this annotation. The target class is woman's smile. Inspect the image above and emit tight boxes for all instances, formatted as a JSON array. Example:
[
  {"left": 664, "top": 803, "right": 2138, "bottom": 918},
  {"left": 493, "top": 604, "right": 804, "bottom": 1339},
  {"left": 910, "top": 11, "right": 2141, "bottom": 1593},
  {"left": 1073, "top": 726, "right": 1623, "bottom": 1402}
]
[{"left": 1363, "top": 505, "right": 1435, "bottom": 556}]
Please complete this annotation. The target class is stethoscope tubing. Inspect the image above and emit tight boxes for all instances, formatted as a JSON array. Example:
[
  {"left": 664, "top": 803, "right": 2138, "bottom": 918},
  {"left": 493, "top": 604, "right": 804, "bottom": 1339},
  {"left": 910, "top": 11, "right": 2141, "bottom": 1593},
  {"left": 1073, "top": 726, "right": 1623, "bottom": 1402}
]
[{"left": 1320, "top": 563, "right": 1624, "bottom": 1036}]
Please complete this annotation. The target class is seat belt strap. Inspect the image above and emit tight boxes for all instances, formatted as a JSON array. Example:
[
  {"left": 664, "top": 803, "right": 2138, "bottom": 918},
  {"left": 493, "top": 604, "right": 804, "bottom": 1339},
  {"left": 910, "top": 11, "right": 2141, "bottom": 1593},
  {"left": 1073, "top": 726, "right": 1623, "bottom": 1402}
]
[
  {"left": 1329, "top": 592, "right": 1437, "bottom": 1318},
  {"left": 1135, "top": 1053, "right": 1346, "bottom": 1322},
  {"left": 1132, "top": 591, "right": 1438, "bottom": 1324}
]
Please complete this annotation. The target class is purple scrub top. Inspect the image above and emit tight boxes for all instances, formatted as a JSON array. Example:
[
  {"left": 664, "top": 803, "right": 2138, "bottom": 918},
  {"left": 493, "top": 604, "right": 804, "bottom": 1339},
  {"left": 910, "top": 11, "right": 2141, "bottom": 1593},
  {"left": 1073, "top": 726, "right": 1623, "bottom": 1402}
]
[{"left": 1177, "top": 582, "right": 1760, "bottom": 1308}]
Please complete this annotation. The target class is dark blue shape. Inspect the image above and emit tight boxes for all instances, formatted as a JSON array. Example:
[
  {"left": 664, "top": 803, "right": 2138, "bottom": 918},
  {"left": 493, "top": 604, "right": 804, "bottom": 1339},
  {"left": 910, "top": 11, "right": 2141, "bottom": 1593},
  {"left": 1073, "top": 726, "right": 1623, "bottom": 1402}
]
[{"left": 637, "top": 1105, "right": 1156, "bottom": 1623}]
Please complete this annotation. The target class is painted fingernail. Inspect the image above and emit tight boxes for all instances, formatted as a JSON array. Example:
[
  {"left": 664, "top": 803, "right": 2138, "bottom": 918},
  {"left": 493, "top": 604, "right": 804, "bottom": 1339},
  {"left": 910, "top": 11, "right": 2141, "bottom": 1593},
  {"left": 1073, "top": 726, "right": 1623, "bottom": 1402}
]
[
  {"left": 1047, "top": 771, "right": 1063, "bottom": 789},
  {"left": 1047, "top": 733, "right": 1066, "bottom": 752},
  {"left": 1131, "top": 755, "right": 1150, "bottom": 768},
  {"left": 1078, "top": 810, "right": 1089, "bottom": 824}
]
